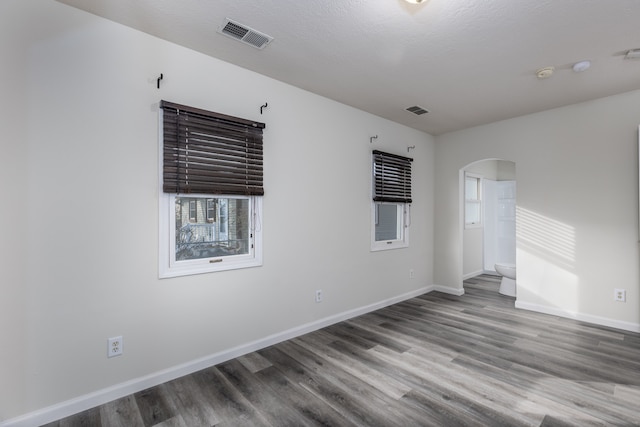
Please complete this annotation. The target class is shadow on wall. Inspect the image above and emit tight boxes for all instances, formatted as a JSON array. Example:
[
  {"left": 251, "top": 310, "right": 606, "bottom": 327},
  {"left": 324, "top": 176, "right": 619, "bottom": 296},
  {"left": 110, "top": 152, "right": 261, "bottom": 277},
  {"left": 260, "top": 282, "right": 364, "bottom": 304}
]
[
  {"left": 517, "top": 206, "right": 576, "bottom": 271},
  {"left": 517, "top": 206, "right": 579, "bottom": 313}
]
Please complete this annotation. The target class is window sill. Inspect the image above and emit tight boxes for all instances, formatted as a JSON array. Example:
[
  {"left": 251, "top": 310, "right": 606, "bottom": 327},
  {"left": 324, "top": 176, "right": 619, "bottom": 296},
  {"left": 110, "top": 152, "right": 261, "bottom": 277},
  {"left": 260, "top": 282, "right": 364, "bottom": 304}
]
[
  {"left": 159, "top": 257, "right": 262, "bottom": 278},
  {"left": 371, "top": 241, "right": 409, "bottom": 252}
]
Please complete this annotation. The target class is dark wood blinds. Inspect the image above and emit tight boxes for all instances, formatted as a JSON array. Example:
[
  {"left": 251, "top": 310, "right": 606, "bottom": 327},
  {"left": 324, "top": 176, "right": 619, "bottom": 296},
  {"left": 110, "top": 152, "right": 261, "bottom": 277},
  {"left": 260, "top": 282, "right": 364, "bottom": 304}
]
[
  {"left": 160, "top": 100, "right": 265, "bottom": 195},
  {"left": 372, "top": 150, "right": 413, "bottom": 203}
]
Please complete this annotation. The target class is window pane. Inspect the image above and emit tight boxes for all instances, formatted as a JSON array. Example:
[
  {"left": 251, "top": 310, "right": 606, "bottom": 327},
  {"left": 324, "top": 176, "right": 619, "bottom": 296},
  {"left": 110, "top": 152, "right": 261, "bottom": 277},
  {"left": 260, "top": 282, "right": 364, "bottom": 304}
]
[
  {"left": 206, "top": 199, "right": 215, "bottom": 222},
  {"left": 465, "top": 177, "right": 478, "bottom": 200},
  {"left": 375, "top": 203, "right": 401, "bottom": 241},
  {"left": 466, "top": 201, "right": 481, "bottom": 225},
  {"left": 175, "top": 196, "right": 249, "bottom": 261},
  {"left": 219, "top": 199, "right": 228, "bottom": 233},
  {"left": 189, "top": 200, "right": 197, "bottom": 222}
]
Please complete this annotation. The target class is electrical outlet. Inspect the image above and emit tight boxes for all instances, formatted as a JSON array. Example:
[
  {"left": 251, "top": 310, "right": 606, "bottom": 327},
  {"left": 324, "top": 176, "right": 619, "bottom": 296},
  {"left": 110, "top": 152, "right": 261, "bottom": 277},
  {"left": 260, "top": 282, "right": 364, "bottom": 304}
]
[
  {"left": 614, "top": 289, "right": 626, "bottom": 302},
  {"left": 315, "top": 289, "right": 323, "bottom": 303},
  {"left": 108, "top": 336, "right": 123, "bottom": 358},
  {"left": 409, "top": 269, "right": 415, "bottom": 279}
]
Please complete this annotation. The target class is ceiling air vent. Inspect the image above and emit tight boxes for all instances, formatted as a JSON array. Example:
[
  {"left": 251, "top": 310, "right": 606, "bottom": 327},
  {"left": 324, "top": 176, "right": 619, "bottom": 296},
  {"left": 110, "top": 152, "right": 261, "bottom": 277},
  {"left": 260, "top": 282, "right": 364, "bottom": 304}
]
[
  {"left": 406, "top": 105, "right": 429, "bottom": 115},
  {"left": 218, "top": 18, "right": 273, "bottom": 50}
]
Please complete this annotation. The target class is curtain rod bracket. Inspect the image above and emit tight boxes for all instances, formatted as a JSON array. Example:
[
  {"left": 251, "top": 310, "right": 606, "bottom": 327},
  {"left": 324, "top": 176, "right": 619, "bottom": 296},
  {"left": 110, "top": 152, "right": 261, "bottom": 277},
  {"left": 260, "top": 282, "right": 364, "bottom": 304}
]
[
  {"left": 260, "top": 102, "right": 268, "bottom": 114},
  {"left": 407, "top": 145, "right": 415, "bottom": 152},
  {"left": 157, "top": 73, "right": 163, "bottom": 89},
  {"left": 370, "top": 135, "right": 378, "bottom": 144}
]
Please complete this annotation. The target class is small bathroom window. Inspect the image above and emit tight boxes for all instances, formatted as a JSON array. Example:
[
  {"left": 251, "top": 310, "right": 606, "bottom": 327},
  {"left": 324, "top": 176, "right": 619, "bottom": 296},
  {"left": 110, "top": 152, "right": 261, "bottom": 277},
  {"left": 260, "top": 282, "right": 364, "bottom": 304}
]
[{"left": 465, "top": 173, "right": 482, "bottom": 228}]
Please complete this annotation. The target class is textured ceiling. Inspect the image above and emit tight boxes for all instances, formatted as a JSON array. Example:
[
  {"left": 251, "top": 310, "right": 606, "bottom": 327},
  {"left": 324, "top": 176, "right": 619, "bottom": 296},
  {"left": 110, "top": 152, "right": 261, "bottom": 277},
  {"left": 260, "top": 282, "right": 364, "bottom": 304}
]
[{"left": 56, "top": 0, "right": 640, "bottom": 135}]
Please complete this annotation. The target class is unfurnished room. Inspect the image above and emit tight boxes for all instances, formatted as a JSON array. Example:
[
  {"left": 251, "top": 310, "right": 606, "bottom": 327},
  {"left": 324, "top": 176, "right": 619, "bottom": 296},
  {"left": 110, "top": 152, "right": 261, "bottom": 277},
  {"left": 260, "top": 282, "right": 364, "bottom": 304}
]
[{"left": 1, "top": 0, "right": 640, "bottom": 426}]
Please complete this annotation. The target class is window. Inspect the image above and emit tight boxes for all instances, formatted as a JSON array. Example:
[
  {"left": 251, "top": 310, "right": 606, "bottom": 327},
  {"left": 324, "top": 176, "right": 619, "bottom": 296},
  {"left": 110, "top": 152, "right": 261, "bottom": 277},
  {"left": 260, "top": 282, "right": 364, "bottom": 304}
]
[
  {"left": 159, "top": 100, "right": 264, "bottom": 278},
  {"left": 206, "top": 199, "right": 215, "bottom": 223},
  {"left": 375, "top": 202, "right": 407, "bottom": 241},
  {"left": 171, "top": 194, "right": 258, "bottom": 261},
  {"left": 371, "top": 150, "right": 412, "bottom": 251},
  {"left": 189, "top": 199, "right": 197, "bottom": 222},
  {"left": 465, "top": 173, "right": 482, "bottom": 228}
]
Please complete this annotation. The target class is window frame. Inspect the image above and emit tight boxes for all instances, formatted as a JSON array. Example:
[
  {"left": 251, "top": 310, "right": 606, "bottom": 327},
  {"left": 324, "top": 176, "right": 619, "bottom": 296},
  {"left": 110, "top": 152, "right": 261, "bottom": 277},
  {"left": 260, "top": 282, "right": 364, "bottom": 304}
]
[
  {"left": 465, "top": 172, "right": 483, "bottom": 229},
  {"left": 159, "top": 193, "right": 262, "bottom": 278},
  {"left": 370, "top": 150, "right": 412, "bottom": 252},
  {"left": 371, "top": 201, "right": 410, "bottom": 251},
  {"left": 158, "top": 102, "right": 264, "bottom": 278}
]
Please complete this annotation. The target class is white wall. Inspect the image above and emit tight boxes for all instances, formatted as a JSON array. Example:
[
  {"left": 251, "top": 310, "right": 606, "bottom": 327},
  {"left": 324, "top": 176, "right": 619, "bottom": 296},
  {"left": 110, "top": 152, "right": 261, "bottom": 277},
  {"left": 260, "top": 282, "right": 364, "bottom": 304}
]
[
  {"left": 0, "top": 1, "right": 435, "bottom": 422},
  {"left": 465, "top": 160, "right": 499, "bottom": 180},
  {"left": 497, "top": 161, "right": 516, "bottom": 181},
  {"left": 435, "top": 90, "right": 640, "bottom": 332},
  {"left": 0, "top": 1, "right": 33, "bottom": 419},
  {"left": 490, "top": 180, "right": 516, "bottom": 268},
  {"left": 482, "top": 179, "right": 498, "bottom": 272},
  {"left": 462, "top": 227, "right": 483, "bottom": 278}
]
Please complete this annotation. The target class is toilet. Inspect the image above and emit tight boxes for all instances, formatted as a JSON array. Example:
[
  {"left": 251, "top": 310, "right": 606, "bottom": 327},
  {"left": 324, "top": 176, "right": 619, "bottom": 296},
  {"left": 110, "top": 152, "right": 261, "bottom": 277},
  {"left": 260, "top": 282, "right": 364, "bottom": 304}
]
[{"left": 494, "top": 263, "right": 516, "bottom": 297}]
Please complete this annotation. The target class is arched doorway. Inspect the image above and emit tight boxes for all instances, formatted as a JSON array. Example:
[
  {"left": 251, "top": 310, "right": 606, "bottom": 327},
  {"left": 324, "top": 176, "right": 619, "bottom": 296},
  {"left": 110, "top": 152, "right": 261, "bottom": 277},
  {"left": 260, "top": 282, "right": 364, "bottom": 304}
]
[{"left": 460, "top": 159, "right": 516, "bottom": 288}]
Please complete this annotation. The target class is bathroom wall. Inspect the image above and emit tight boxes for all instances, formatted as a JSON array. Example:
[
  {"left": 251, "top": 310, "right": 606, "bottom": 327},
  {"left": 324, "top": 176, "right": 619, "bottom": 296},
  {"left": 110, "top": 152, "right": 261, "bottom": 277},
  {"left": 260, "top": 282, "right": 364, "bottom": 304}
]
[
  {"left": 482, "top": 179, "right": 497, "bottom": 273},
  {"left": 483, "top": 179, "right": 516, "bottom": 272}
]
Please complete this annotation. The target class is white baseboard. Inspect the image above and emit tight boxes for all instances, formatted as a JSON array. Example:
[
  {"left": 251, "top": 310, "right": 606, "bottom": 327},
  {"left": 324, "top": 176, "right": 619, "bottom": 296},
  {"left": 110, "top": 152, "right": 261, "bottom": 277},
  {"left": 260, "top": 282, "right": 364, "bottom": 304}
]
[
  {"left": 482, "top": 269, "right": 499, "bottom": 276},
  {"left": 0, "top": 285, "right": 433, "bottom": 427},
  {"left": 515, "top": 300, "right": 640, "bottom": 333},
  {"left": 431, "top": 284, "right": 465, "bottom": 296},
  {"left": 462, "top": 270, "right": 484, "bottom": 280}
]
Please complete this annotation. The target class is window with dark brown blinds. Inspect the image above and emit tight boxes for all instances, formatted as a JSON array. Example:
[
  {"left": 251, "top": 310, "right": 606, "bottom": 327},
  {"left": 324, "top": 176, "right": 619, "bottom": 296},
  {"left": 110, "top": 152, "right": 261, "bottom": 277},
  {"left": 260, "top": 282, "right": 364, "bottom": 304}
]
[
  {"left": 372, "top": 150, "right": 413, "bottom": 203},
  {"left": 160, "top": 100, "right": 265, "bottom": 196}
]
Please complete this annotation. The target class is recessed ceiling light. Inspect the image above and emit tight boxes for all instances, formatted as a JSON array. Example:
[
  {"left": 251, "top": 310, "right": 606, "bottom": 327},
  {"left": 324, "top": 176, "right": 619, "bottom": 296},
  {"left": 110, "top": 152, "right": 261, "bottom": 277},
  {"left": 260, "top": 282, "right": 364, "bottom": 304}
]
[
  {"left": 572, "top": 60, "right": 591, "bottom": 73},
  {"left": 404, "top": 0, "right": 427, "bottom": 4}
]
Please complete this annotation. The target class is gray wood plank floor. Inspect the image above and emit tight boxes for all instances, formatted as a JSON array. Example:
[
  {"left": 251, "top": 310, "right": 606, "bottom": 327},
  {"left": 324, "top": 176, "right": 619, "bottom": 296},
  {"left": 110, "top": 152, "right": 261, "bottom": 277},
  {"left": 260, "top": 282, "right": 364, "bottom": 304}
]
[{"left": 44, "top": 275, "right": 640, "bottom": 426}]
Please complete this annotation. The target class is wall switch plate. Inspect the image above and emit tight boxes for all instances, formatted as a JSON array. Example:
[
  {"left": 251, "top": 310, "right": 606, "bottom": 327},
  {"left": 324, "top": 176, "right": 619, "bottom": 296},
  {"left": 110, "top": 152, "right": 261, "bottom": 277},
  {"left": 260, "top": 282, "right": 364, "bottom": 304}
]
[
  {"left": 409, "top": 269, "right": 415, "bottom": 279},
  {"left": 614, "top": 289, "right": 626, "bottom": 302},
  {"left": 108, "top": 336, "right": 123, "bottom": 357},
  {"left": 315, "top": 289, "right": 323, "bottom": 303}
]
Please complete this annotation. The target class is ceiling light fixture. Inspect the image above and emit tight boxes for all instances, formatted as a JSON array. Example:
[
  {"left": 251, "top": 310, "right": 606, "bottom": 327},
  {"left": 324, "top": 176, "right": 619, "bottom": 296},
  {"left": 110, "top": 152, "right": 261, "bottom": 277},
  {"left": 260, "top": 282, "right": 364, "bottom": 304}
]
[
  {"left": 536, "top": 66, "right": 555, "bottom": 79},
  {"left": 404, "top": 0, "right": 426, "bottom": 4},
  {"left": 572, "top": 60, "right": 591, "bottom": 73}
]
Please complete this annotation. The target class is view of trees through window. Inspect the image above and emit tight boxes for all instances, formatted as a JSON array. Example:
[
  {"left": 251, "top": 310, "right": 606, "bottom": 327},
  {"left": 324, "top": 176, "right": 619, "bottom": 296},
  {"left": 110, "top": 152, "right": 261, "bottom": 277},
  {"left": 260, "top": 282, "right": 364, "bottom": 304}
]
[{"left": 175, "top": 196, "right": 250, "bottom": 261}]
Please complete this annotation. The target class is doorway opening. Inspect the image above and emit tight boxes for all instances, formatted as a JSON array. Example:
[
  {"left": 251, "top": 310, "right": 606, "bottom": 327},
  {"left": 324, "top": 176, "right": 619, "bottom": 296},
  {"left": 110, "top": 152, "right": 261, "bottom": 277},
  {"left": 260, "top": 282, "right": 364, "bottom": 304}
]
[{"left": 460, "top": 159, "right": 516, "bottom": 293}]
